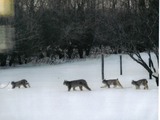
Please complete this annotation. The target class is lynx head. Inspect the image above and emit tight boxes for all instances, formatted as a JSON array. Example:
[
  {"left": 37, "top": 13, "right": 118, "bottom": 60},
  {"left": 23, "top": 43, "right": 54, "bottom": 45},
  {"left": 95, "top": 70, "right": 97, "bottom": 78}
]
[
  {"left": 131, "top": 80, "right": 135, "bottom": 84},
  {"left": 63, "top": 80, "right": 68, "bottom": 85},
  {"left": 102, "top": 79, "right": 106, "bottom": 83},
  {"left": 11, "top": 81, "right": 15, "bottom": 85}
]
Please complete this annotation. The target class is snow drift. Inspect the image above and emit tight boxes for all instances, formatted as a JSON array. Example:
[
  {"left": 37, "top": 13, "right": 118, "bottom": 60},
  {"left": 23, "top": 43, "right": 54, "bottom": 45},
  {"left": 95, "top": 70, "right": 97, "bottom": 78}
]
[{"left": 0, "top": 54, "right": 158, "bottom": 120}]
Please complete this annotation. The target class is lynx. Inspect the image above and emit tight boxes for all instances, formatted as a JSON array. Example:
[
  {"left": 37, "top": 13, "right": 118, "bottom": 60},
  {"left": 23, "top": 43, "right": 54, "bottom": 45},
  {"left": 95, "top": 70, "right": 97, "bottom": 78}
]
[
  {"left": 101, "top": 79, "right": 123, "bottom": 88},
  {"left": 11, "top": 79, "right": 30, "bottom": 89},
  {"left": 63, "top": 79, "right": 91, "bottom": 91},
  {"left": 131, "top": 79, "right": 149, "bottom": 89}
]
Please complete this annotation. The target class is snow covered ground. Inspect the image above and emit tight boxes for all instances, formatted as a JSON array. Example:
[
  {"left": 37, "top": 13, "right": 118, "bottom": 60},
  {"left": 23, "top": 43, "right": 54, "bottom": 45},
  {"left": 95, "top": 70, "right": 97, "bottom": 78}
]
[{"left": 0, "top": 54, "right": 158, "bottom": 120}]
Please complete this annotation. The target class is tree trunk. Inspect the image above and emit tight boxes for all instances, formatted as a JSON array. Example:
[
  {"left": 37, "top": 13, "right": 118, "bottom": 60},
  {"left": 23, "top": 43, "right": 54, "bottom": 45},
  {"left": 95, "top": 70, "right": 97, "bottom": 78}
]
[
  {"left": 152, "top": 75, "right": 159, "bottom": 86},
  {"left": 0, "top": 54, "right": 7, "bottom": 66},
  {"left": 67, "top": 47, "right": 73, "bottom": 59},
  {"left": 78, "top": 47, "right": 83, "bottom": 58},
  {"left": 156, "top": 77, "right": 159, "bottom": 86},
  {"left": 128, "top": 53, "right": 159, "bottom": 86},
  {"left": 9, "top": 56, "right": 14, "bottom": 66},
  {"left": 18, "top": 55, "right": 22, "bottom": 65},
  {"left": 85, "top": 48, "right": 91, "bottom": 56},
  {"left": 101, "top": 54, "right": 104, "bottom": 80}
]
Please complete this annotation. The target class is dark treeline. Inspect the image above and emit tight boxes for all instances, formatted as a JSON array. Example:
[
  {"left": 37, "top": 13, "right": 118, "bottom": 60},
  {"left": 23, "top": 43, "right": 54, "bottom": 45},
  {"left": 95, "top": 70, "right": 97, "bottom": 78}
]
[{"left": 0, "top": 0, "right": 158, "bottom": 67}]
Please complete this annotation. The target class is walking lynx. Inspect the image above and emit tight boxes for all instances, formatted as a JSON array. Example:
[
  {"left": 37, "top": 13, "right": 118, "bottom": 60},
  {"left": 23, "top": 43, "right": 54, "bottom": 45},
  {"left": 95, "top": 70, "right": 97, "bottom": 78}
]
[
  {"left": 131, "top": 79, "right": 149, "bottom": 89},
  {"left": 101, "top": 79, "right": 123, "bottom": 88},
  {"left": 63, "top": 79, "right": 91, "bottom": 91}
]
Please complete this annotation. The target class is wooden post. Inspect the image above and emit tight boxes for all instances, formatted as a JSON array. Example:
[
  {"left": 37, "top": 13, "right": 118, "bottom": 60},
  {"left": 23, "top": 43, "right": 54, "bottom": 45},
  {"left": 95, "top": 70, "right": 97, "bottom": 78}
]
[
  {"left": 101, "top": 53, "right": 104, "bottom": 80},
  {"left": 120, "top": 55, "right": 122, "bottom": 75},
  {"left": 148, "top": 58, "right": 152, "bottom": 79}
]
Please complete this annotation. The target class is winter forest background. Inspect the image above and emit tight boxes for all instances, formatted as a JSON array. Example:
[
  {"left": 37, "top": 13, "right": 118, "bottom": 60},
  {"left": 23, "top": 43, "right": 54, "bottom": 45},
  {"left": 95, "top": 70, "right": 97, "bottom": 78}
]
[{"left": 0, "top": 0, "right": 159, "bottom": 85}]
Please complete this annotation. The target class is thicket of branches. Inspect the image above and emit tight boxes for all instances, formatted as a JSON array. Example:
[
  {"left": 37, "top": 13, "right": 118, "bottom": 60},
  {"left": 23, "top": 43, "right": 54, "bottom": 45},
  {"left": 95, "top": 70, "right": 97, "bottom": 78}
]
[{"left": 0, "top": 0, "right": 159, "bottom": 84}]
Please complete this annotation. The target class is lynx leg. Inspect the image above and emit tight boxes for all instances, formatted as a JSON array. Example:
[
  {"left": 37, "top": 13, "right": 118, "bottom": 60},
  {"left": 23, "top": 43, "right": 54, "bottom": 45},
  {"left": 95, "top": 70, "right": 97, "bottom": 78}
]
[
  {"left": 23, "top": 84, "right": 27, "bottom": 88},
  {"left": 83, "top": 85, "right": 91, "bottom": 91},
  {"left": 136, "top": 86, "right": 140, "bottom": 89},
  {"left": 101, "top": 85, "right": 107, "bottom": 88},
  {"left": 113, "top": 85, "right": 117, "bottom": 88},
  {"left": 73, "top": 87, "right": 76, "bottom": 91},
  {"left": 79, "top": 86, "right": 83, "bottom": 91},
  {"left": 146, "top": 85, "right": 149, "bottom": 89},
  {"left": 27, "top": 83, "right": 31, "bottom": 87},
  {"left": 68, "top": 86, "right": 71, "bottom": 91},
  {"left": 117, "top": 81, "right": 123, "bottom": 88},
  {"left": 119, "top": 83, "right": 123, "bottom": 88},
  {"left": 144, "top": 85, "right": 149, "bottom": 90}
]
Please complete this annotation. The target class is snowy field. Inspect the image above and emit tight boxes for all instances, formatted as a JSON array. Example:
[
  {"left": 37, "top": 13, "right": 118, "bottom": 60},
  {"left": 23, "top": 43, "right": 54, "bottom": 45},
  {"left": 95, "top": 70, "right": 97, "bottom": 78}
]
[{"left": 0, "top": 54, "right": 158, "bottom": 120}]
